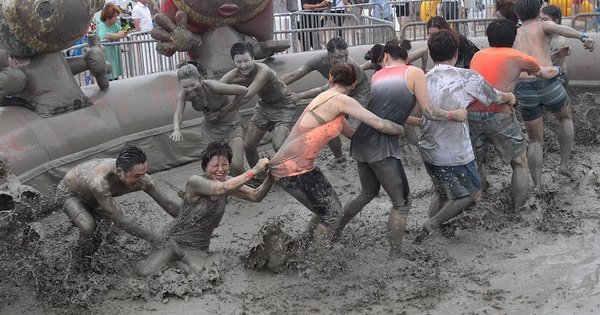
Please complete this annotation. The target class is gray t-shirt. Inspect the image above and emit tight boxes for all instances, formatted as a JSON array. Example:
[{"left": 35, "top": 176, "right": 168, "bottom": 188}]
[
  {"left": 305, "top": 53, "right": 371, "bottom": 106},
  {"left": 420, "top": 64, "right": 499, "bottom": 166}
]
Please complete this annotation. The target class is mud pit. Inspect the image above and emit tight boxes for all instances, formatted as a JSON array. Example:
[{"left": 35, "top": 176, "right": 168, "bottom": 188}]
[{"left": 1, "top": 92, "right": 600, "bottom": 315}]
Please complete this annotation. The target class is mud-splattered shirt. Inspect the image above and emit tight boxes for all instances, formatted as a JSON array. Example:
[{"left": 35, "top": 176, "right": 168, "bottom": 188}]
[
  {"left": 305, "top": 54, "right": 371, "bottom": 105},
  {"left": 420, "top": 64, "right": 499, "bottom": 166},
  {"left": 351, "top": 65, "right": 416, "bottom": 163},
  {"left": 164, "top": 177, "right": 228, "bottom": 252}
]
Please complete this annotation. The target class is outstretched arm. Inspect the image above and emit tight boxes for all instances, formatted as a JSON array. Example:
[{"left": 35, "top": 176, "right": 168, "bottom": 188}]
[
  {"left": 187, "top": 158, "right": 270, "bottom": 197},
  {"left": 230, "top": 172, "right": 275, "bottom": 202},
  {"left": 288, "top": 84, "right": 329, "bottom": 104},
  {"left": 407, "top": 47, "right": 429, "bottom": 72},
  {"left": 281, "top": 66, "right": 311, "bottom": 85},
  {"left": 533, "top": 65, "right": 560, "bottom": 79},
  {"left": 144, "top": 176, "right": 181, "bottom": 218},
  {"left": 544, "top": 22, "right": 596, "bottom": 52},
  {"left": 207, "top": 81, "right": 248, "bottom": 118},
  {"left": 93, "top": 181, "right": 164, "bottom": 244},
  {"left": 338, "top": 97, "right": 404, "bottom": 136}
]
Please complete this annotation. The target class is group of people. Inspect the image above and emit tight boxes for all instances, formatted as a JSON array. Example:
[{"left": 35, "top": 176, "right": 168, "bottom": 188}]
[{"left": 55, "top": 0, "right": 596, "bottom": 276}]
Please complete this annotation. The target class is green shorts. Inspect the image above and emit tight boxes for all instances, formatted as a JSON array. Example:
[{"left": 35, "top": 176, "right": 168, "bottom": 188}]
[{"left": 468, "top": 112, "right": 527, "bottom": 165}]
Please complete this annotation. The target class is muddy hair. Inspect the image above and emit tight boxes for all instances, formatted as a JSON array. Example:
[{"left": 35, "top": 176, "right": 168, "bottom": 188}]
[
  {"left": 100, "top": 2, "right": 121, "bottom": 22},
  {"left": 541, "top": 5, "right": 562, "bottom": 24},
  {"left": 177, "top": 63, "right": 201, "bottom": 81},
  {"left": 230, "top": 42, "right": 254, "bottom": 59},
  {"left": 330, "top": 62, "right": 357, "bottom": 86},
  {"left": 515, "top": 0, "right": 541, "bottom": 22},
  {"left": 200, "top": 142, "right": 233, "bottom": 171},
  {"left": 326, "top": 36, "right": 348, "bottom": 53},
  {"left": 428, "top": 29, "right": 459, "bottom": 63},
  {"left": 116, "top": 144, "right": 147, "bottom": 173},
  {"left": 495, "top": 0, "right": 519, "bottom": 25},
  {"left": 383, "top": 39, "right": 412, "bottom": 61},
  {"left": 486, "top": 19, "right": 517, "bottom": 48}
]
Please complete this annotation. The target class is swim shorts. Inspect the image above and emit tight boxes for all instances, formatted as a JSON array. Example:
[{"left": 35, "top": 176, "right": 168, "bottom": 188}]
[
  {"left": 423, "top": 161, "right": 482, "bottom": 199},
  {"left": 250, "top": 99, "right": 295, "bottom": 132},
  {"left": 468, "top": 112, "right": 527, "bottom": 165},
  {"left": 514, "top": 77, "right": 569, "bottom": 121}
]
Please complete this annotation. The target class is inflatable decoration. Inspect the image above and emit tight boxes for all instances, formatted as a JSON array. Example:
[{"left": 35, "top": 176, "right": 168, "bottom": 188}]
[
  {"left": 152, "top": 0, "right": 291, "bottom": 63},
  {"left": 0, "top": 0, "right": 110, "bottom": 117}
]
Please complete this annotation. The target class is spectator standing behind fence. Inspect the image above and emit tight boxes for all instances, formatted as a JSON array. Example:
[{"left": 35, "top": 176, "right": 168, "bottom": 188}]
[
  {"left": 371, "top": 0, "right": 394, "bottom": 20},
  {"left": 436, "top": 0, "right": 462, "bottom": 32},
  {"left": 329, "top": 0, "right": 351, "bottom": 37},
  {"left": 300, "top": 0, "right": 332, "bottom": 51},
  {"left": 395, "top": 0, "right": 411, "bottom": 32},
  {"left": 132, "top": 0, "right": 153, "bottom": 32},
  {"left": 97, "top": 2, "right": 128, "bottom": 81}
]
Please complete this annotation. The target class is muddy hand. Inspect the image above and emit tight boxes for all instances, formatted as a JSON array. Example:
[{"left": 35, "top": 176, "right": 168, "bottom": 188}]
[
  {"left": 449, "top": 108, "right": 468, "bottom": 122},
  {"left": 254, "top": 158, "right": 270, "bottom": 174},
  {"left": 582, "top": 38, "right": 596, "bottom": 52},
  {"left": 204, "top": 110, "right": 221, "bottom": 123},
  {"left": 151, "top": 11, "right": 202, "bottom": 58},
  {"left": 169, "top": 130, "right": 183, "bottom": 141},
  {"left": 0, "top": 49, "right": 26, "bottom": 100}
]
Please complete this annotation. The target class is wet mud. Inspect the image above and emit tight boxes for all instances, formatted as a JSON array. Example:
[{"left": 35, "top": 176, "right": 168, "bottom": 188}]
[{"left": 1, "top": 93, "right": 600, "bottom": 314}]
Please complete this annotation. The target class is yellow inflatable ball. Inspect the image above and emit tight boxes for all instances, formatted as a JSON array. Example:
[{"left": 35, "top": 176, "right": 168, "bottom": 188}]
[{"left": 421, "top": 1, "right": 441, "bottom": 22}]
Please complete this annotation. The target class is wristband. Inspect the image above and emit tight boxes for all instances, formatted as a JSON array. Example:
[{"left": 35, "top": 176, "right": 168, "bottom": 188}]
[
  {"left": 448, "top": 111, "right": 453, "bottom": 120},
  {"left": 580, "top": 32, "right": 589, "bottom": 42},
  {"left": 245, "top": 171, "right": 254, "bottom": 179},
  {"left": 555, "top": 65, "right": 562, "bottom": 77}
]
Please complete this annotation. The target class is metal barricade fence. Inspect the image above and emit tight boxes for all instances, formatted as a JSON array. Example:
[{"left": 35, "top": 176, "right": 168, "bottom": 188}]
[
  {"left": 401, "top": 17, "right": 497, "bottom": 40},
  {"left": 63, "top": 31, "right": 187, "bottom": 87},
  {"left": 571, "top": 12, "right": 600, "bottom": 32}
]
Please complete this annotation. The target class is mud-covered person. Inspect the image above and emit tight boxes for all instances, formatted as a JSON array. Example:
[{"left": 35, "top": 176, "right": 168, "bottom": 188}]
[
  {"left": 170, "top": 62, "right": 248, "bottom": 176},
  {"left": 220, "top": 42, "right": 295, "bottom": 171},
  {"left": 55, "top": 145, "right": 180, "bottom": 272},
  {"left": 281, "top": 36, "right": 371, "bottom": 162},
  {"left": 416, "top": 29, "right": 516, "bottom": 241},
  {"left": 136, "top": 142, "right": 274, "bottom": 276},
  {"left": 335, "top": 39, "right": 467, "bottom": 256},
  {"left": 268, "top": 62, "right": 405, "bottom": 243},
  {"left": 513, "top": 0, "right": 596, "bottom": 184}
]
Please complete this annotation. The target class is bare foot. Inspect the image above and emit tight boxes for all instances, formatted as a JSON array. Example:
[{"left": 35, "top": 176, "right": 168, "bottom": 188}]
[
  {"left": 413, "top": 225, "right": 439, "bottom": 244},
  {"left": 557, "top": 166, "right": 576, "bottom": 180}
]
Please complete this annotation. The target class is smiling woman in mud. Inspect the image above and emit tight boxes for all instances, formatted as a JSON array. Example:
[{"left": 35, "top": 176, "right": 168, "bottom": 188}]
[
  {"left": 268, "top": 62, "right": 405, "bottom": 243},
  {"left": 136, "top": 142, "right": 274, "bottom": 277},
  {"left": 170, "top": 62, "right": 248, "bottom": 176}
]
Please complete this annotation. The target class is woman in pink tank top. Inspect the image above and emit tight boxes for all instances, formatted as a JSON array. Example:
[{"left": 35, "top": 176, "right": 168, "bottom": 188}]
[{"left": 268, "top": 62, "right": 406, "bottom": 243}]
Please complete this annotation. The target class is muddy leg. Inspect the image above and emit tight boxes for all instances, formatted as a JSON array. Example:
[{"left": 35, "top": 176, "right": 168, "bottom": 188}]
[
  {"left": 244, "top": 123, "right": 267, "bottom": 168},
  {"left": 423, "top": 193, "right": 478, "bottom": 233},
  {"left": 229, "top": 136, "right": 246, "bottom": 176},
  {"left": 524, "top": 118, "right": 544, "bottom": 187},
  {"left": 272, "top": 124, "right": 290, "bottom": 152},
  {"left": 388, "top": 210, "right": 407, "bottom": 257},
  {"left": 334, "top": 193, "right": 373, "bottom": 240},
  {"left": 511, "top": 152, "right": 529, "bottom": 209},
  {"left": 555, "top": 104, "right": 574, "bottom": 178}
]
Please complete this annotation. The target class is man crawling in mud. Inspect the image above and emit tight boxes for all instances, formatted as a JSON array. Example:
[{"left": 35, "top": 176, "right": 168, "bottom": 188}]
[
  {"left": 135, "top": 141, "right": 274, "bottom": 276},
  {"left": 55, "top": 145, "right": 181, "bottom": 272}
]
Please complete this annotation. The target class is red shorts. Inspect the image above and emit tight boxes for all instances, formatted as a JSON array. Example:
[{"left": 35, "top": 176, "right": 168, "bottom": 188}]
[{"left": 572, "top": 0, "right": 582, "bottom": 4}]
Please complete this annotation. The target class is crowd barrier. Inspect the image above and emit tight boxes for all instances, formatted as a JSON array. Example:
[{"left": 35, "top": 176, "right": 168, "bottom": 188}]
[{"left": 64, "top": 2, "right": 600, "bottom": 86}]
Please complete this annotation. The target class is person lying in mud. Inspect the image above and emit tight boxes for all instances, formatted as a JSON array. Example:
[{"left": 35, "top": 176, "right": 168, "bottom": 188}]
[
  {"left": 55, "top": 145, "right": 180, "bottom": 272},
  {"left": 170, "top": 62, "right": 248, "bottom": 176},
  {"left": 334, "top": 39, "right": 467, "bottom": 256},
  {"left": 220, "top": 42, "right": 295, "bottom": 172},
  {"left": 281, "top": 36, "right": 370, "bottom": 163},
  {"left": 136, "top": 141, "right": 274, "bottom": 276},
  {"left": 416, "top": 29, "right": 516, "bottom": 242},
  {"left": 268, "top": 62, "right": 405, "bottom": 243}
]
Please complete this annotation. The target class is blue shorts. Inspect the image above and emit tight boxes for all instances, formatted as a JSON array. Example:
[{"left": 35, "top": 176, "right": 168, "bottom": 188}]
[
  {"left": 514, "top": 77, "right": 569, "bottom": 121},
  {"left": 423, "top": 161, "right": 481, "bottom": 199}
]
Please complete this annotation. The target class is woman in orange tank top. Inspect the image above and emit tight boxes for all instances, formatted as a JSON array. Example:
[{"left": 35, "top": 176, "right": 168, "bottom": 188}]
[{"left": 268, "top": 63, "right": 406, "bottom": 243}]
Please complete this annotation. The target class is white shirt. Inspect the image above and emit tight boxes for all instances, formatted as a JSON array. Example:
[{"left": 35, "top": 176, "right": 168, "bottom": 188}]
[
  {"left": 132, "top": 1, "right": 153, "bottom": 32},
  {"left": 420, "top": 64, "right": 499, "bottom": 166}
]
